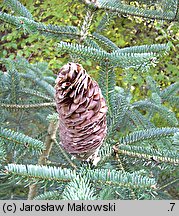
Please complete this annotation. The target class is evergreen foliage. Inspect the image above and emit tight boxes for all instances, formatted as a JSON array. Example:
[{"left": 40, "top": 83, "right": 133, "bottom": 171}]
[
  {"left": 84, "top": 0, "right": 179, "bottom": 21},
  {"left": 0, "top": 0, "right": 178, "bottom": 200},
  {"left": 62, "top": 175, "right": 97, "bottom": 200},
  {"left": 4, "top": 0, "right": 33, "bottom": 20},
  {"left": 0, "top": 127, "right": 44, "bottom": 154}
]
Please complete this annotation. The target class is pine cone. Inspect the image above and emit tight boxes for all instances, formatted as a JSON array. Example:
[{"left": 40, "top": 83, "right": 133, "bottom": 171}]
[{"left": 55, "top": 62, "right": 107, "bottom": 161}]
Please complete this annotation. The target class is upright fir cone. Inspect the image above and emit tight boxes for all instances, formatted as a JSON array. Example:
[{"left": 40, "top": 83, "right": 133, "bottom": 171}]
[{"left": 55, "top": 62, "right": 107, "bottom": 161}]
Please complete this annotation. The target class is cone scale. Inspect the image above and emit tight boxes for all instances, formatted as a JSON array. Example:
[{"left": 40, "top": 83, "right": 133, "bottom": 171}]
[{"left": 55, "top": 62, "right": 107, "bottom": 161}]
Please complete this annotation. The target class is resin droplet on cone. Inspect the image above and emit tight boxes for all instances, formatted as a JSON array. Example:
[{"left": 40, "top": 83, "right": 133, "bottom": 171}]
[{"left": 55, "top": 62, "right": 107, "bottom": 161}]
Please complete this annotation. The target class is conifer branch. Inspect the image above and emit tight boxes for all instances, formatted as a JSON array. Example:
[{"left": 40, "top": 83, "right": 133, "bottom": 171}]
[
  {"left": 114, "top": 154, "right": 137, "bottom": 200},
  {"left": 58, "top": 42, "right": 109, "bottom": 61},
  {"left": 99, "top": 142, "right": 113, "bottom": 163},
  {"left": 132, "top": 100, "right": 178, "bottom": 126},
  {"left": 119, "top": 128, "right": 179, "bottom": 145},
  {"left": 4, "top": 0, "right": 33, "bottom": 20},
  {"left": 92, "top": 32, "right": 119, "bottom": 50},
  {"left": 0, "top": 102, "right": 56, "bottom": 110},
  {"left": 167, "top": 96, "right": 179, "bottom": 107},
  {"left": 113, "top": 44, "right": 169, "bottom": 54},
  {"left": 161, "top": 82, "right": 179, "bottom": 99},
  {"left": 54, "top": 140, "right": 77, "bottom": 170},
  {"left": 84, "top": 37, "right": 101, "bottom": 49},
  {"left": 0, "top": 12, "right": 80, "bottom": 38},
  {"left": 117, "top": 145, "right": 179, "bottom": 165},
  {"left": 146, "top": 76, "right": 161, "bottom": 95},
  {"left": 5, "top": 164, "right": 156, "bottom": 190},
  {"left": 28, "top": 120, "right": 59, "bottom": 200},
  {"left": 19, "top": 88, "right": 53, "bottom": 101},
  {"left": 85, "top": 0, "right": 179, "bottom": 21},
  {"left": 131, "top": 109, "right": 155, "bottom": 129},
  {"left": 96, "top": 12, "right": 116, "bottom": 32},
  {"left": 157, "top": 178, "right": 179, "bottom": 191},
  {"left": 0, "top": 128, "right": 44, "bottom": 154},
  {"left": 107, "top": 94, "right": 129, "bottom": 135},
  {"left": 0, "top": 141, "right": 6, "bottom": 163},
  {"left": 20, "top": 74, "right": 55, "bottom": 97},
  {"left": 38, "top": 121, "right": 58, "bottom": 166},
  {"left": 63, "top": 175, "right": 96, "bottom": 200},
  {"left": 85, "top": 169, "right": 156, "bottom": 189},
  {"left": 58, "top": 42, "right": 162, "bottom": 68},
  {"left": 98, "top": 63, "right": 115, "bottom": 117},
  {"left": 5, "top": 164, "right": 76, "bottom": 184},
  {"left": 79, "top": 10, "right": 94, "bottom": 42},
  {"left": 173, "top": 132, "right": 179, "bottom": 145}
]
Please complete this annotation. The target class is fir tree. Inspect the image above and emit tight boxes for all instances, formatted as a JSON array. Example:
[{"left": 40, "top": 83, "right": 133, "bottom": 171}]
[{"left": 0, "top": 0, "right": 178, "bottom": 200}]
